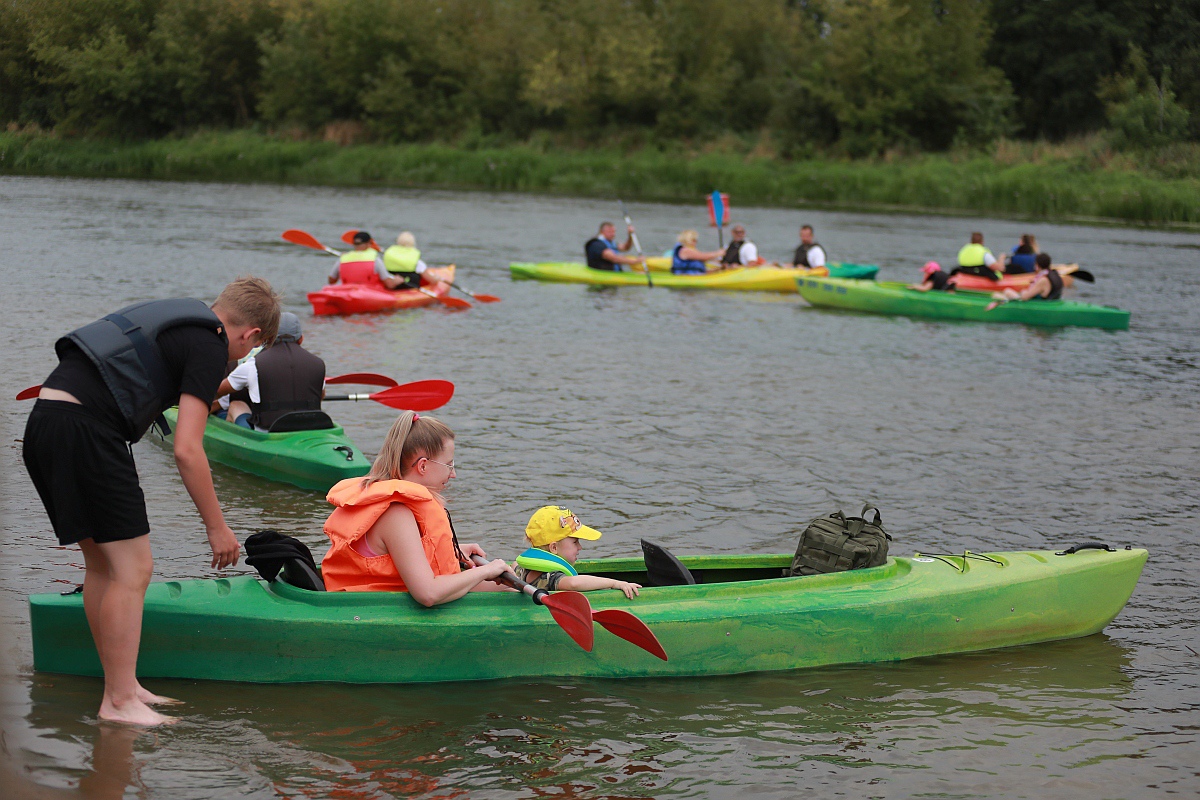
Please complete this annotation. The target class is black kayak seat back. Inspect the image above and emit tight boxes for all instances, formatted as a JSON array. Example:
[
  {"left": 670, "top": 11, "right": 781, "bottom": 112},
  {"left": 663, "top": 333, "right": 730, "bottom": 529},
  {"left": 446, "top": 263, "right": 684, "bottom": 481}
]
[
  {"left": 268, "top": 410, "right": 335, "bottom": 433},
  {"left": 641, "top": 539, "right": 697, "bottom": 587},
  {"left": 282, "top": 558, "right": 326, "bottom": 592}
]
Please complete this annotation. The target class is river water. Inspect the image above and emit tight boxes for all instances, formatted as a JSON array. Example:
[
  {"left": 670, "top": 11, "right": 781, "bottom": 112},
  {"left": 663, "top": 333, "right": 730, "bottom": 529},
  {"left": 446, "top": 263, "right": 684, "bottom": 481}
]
[{"left": 1, "top": 176, "right": 1197, "bottom": 799}]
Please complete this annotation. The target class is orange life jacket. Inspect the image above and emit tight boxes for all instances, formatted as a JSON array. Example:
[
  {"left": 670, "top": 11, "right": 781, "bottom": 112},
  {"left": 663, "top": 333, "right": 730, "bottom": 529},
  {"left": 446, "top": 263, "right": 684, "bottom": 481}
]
[
  {"left": 338, "top": 250, "right": 383, "bottom": 287},
  {"left": 320, "top": 478, "right": 460, "bottom": 592}
]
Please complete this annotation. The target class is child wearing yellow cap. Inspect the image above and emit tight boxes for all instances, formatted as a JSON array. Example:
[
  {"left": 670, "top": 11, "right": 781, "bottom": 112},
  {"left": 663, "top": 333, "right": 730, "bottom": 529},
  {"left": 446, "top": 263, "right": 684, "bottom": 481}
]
[{"left": 513, "top": 506, "right": 642, "bottom": 599}]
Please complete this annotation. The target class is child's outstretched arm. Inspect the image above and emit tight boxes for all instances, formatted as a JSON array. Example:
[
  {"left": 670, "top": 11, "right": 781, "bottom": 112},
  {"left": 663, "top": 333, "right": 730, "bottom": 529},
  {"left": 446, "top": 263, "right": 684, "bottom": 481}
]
[{"left": 557, "top": 574, "right": 641, "bottom": 599}]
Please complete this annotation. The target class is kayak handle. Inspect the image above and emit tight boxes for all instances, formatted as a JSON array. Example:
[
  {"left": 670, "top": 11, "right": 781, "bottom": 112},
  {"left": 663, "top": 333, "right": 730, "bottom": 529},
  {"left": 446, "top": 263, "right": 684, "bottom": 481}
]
[
  {"left": 333, "top": 445, "right": 355, "bottom": 462},
  {"left": 1055, "top": 542, "right": 1117, "bottom": 556}
]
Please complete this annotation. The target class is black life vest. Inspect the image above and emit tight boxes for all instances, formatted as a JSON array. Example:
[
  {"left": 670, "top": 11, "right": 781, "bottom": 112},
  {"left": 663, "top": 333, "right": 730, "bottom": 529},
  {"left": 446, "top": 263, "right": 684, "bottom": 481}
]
[
  {"left": 584, "top": 237, "right": 618, "bottom": 271},
  {"left": 56, "top": 299, "right": 224, "bottom": 442},
  {"left": 722, "top": 241, "right": 742, "bottom": 265},
  {"left": 1044, "top": 270, "right": 1064, "bottom": 301},
  {"left": 249, "top": 341, "right": 326, "bottom": 430},
  {"left": 794, "top": 241, "right": 821, "bottom": 267}
]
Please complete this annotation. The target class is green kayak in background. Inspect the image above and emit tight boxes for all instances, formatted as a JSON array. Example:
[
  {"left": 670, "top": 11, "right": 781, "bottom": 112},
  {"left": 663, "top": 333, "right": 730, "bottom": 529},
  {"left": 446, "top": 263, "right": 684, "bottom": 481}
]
[
  {"left": 796, "top": 277, "right": 1131, "bottom": 330},
  {"left": 159, "top": 407, "right": 368, "bottom": 492},
  {"left": 29, "top": 546, "right": 1145, "bottom": 684}
]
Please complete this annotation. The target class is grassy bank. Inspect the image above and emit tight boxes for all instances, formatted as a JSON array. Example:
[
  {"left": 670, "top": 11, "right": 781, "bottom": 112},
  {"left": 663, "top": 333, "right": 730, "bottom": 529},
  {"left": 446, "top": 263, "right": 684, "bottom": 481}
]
[{"left": 2, "top": 131, "right": 1198, "bottom": 227}]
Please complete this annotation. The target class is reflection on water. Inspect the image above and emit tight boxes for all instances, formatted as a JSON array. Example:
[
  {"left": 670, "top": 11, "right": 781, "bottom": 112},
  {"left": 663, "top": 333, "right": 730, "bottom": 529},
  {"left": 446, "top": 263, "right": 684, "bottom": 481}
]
[{"left": 1, "top": 177, "right": 1198, "bottom": 797}]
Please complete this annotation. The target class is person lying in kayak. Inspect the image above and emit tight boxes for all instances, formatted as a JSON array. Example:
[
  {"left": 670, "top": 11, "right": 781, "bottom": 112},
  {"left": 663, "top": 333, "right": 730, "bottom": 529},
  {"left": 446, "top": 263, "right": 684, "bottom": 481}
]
[
  {"left": 585, "top": 221, "right": 645, "bottom": 272},
  {"left": 985, "top": 254, "right": 1068, "bottom": 310},
  {"left": 672, "top": 230, "right": 724, "bottom": 274},
  {"left": 320, "top": 410, "right": 510, "bottom": 604},
  {"left": 512, "top": 506, "right": 641, "bottom": 599},
  {"left": 908, "top": 261, "right": 956, "bottom": 292},
  {"left": 213, "top": 312, "right": 324, "bottom": 431},
  {"left": 380, "top": 231, "right": 451, "bottom": 291},
  {"left": 720, "top": 224, "right": 765, "bottom": 267}
]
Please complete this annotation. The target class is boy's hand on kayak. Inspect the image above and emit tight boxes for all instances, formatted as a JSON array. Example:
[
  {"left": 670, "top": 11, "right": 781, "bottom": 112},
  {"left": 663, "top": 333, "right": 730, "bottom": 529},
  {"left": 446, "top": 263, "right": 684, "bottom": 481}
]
[
  {"left": 614, "top": 581, "right": 642, "bottom": 599},
  {"left": 207, "top": 525, "right": 241, "bottom": 569}
]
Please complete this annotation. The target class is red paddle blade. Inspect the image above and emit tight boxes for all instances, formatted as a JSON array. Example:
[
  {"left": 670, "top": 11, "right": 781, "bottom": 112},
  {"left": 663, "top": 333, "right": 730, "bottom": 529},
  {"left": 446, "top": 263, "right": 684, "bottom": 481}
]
[
  {"left": 325, "top": 372, "right": 398, "bottom": 388},
  {"left": 469, "top": 292, "right": 501, "bottom": 303},
  {"left": 437, "top": 295, "right": 473, "bottom": 310},
  {"left": 593, "top": 609, "right": 668, "bottom": 661},
  {"left": 282, "top": 229, "right": 327, "bottom": 251},
  {"left": 340, "top": 230, "right": 357, "bottom": 245},
  {"left": 368, "top": 379, "right": 454, "bottom": 411},
  {"left": 541, "top": 591, "right": 594, "bottom": 652},
  {"left": 16, "top": 385, "right": 41, "bottom": 400}
]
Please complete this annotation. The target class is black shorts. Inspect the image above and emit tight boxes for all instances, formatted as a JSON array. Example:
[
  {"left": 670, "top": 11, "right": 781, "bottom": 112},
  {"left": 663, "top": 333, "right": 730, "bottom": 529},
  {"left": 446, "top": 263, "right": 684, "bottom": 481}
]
[{"left": 23, "top": 400, "right": 149, "bottom": 546}]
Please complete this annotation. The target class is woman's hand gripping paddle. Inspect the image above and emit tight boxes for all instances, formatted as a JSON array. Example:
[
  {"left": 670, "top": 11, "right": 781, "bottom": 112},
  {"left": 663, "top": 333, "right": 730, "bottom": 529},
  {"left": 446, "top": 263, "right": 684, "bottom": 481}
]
[
  {"left": 338, "top": 230, "right": 499, "bottom": 303},
  {"left": 471, "top": 555, "right": 667, "bottom": 659},
  {"left": 323, "top": 379, "right": 455, "bottom": 412},
  {"left": 282, "top": 230, "right": 472, "bottom": 310},
  {"left": 618, "top": 200, "right": 651, "bottom": 288},
  {"left": 470, "top": 554, "right": 594, "bottom": 651}
]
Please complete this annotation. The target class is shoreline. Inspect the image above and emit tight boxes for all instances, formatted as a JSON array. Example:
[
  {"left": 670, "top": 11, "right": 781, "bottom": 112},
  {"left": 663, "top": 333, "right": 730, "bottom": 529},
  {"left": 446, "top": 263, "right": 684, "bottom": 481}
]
[{"left": 2, "top": 132, "right": 1197, "bottom": 230}]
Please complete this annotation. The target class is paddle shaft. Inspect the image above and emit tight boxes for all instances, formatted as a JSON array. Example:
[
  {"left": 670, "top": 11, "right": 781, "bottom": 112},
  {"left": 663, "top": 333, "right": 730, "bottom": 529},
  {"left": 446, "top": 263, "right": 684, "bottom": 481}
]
[
  {"left": 619, "top": 200, "right": 651, "bottom": 288},
  {"left": 470, "top": 554, "right": 550, "bottom": 604}
]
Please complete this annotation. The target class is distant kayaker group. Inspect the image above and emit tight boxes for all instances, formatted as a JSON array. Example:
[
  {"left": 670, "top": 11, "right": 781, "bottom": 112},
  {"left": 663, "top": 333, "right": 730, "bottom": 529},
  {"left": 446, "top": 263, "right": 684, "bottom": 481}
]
[{"left": 584, "top": 221, "right": 828, "bottom": 274}]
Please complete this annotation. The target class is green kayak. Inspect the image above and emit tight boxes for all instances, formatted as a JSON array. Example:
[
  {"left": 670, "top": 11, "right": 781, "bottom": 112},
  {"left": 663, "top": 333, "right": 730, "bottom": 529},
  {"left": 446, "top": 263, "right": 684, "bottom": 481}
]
[
  {"left": 510, "top": 261, "right": 876, "bottom": 293},
  {"left": 796, "top": 277, "right": 1130, "bottom": 330},
  {"left": 29, "top": 545, "right": 1145, "bottom": 684},
  {"left": 159, "top": 407, "right": 368, "bottom": 492}
]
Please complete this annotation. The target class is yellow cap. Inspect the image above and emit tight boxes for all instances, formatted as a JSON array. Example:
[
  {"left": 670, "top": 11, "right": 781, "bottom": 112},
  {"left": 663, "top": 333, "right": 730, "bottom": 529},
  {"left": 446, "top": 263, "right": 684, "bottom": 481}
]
[{"left": 525, "top": 506, "right": 602, "bottom": 547}]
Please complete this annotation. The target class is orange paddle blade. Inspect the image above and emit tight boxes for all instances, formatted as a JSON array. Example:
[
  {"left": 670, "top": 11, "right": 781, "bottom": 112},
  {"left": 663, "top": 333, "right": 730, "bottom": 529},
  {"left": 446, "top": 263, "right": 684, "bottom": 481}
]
[
  {"left": 467, "top": 291, "right": 501, "bottom": 303},
  {"left": 541, "top": 591, "right": 595, "bottom": 651},
  {"left": 282, "top": 229, "right": 327, "bottom": 251},
  {"left": 437, "top": 294, "right": 472, "bottom": 310},
  {"left": 592, "top": 609, "right": 668, "bottom": 661},
  {"left": 369, "top": 380, "right": 454, "bottom": 411},
  {"left": 16, "top": 385, "right": 41, "bottom": 400},
  {"left": 342, "top": 230, "right": 382, "bottom": 251},
  {"left": 325, "top": 372, "right": 398, "bottom": 388}
]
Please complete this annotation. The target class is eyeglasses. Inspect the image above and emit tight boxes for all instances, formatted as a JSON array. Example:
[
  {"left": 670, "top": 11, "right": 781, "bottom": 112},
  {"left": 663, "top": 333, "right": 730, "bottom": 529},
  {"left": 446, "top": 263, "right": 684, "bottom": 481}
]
[{"left": 424, "top": 457, "right": 456, "bottom": 473}]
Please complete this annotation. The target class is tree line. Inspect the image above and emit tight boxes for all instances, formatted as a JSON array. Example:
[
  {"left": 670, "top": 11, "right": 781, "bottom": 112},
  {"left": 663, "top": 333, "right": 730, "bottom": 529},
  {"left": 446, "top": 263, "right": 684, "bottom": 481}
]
[{"left": 1, "top": 0, "right": 1194, "bottom": 154}]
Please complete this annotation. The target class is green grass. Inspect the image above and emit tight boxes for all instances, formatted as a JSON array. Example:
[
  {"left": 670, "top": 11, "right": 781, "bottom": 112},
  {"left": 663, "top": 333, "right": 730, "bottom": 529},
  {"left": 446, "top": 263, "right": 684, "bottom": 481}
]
[{"left": 2, "top": 130, "right": 1197, "bottom": 227}]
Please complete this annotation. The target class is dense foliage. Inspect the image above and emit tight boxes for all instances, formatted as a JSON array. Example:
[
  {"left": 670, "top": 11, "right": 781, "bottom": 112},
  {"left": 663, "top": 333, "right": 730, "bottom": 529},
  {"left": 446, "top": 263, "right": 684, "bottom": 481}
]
[{"left": 0, "top": 0, "right": 1193, "bottom": 152}]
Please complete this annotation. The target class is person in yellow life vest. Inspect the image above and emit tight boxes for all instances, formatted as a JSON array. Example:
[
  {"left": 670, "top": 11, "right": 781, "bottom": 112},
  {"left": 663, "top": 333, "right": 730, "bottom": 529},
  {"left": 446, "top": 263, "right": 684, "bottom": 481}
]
[
  {"left": 381, "top": 231, "right": 451, "bottom": 291},
  {"left": 511, "top": 506, "right": 642, "bottom": 599},
  {"left": 319, "top": 410, "right": 510, "bottom": 604},
  {"left": 953, "top": 232, "right": 1001, "bottom": 281},
  {"left": 328, "top": 231, "right": 392, "bottom": 287}
]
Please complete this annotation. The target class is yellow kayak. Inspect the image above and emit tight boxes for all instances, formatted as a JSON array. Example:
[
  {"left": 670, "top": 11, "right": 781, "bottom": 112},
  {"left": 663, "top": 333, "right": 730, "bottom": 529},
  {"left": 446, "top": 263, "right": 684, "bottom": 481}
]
[
  {"left": 510, "top": 262, "right": 819, "bottom": 292},
  {"left": 645, "top": 256, "right": 879, "bottom": 280}
]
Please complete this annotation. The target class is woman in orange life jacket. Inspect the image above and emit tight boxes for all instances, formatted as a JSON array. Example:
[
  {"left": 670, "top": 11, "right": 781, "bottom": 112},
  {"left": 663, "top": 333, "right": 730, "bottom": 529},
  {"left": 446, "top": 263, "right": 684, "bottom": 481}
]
[{"left": 319, "top": 411, "right": 510, "bottom": 605}]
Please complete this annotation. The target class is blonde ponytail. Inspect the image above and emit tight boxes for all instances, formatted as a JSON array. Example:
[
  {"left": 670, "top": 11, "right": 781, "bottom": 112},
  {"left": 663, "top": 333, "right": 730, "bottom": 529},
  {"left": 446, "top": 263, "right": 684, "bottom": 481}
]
[{"left": 363, "top": 411, "right": 455, "bottom": 486}]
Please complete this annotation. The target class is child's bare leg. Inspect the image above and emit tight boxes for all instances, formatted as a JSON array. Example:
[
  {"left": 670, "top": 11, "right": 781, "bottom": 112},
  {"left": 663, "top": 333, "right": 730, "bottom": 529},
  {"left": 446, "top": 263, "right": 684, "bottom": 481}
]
[{"left": 90, "top": 537, "right": 173, "bottom": 725}]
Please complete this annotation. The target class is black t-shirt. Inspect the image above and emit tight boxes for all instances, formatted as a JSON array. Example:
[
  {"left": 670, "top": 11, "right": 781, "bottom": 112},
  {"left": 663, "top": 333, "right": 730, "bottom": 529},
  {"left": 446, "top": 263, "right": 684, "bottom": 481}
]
[
  {"left": 928, "top": 270, "right": 952, "bottom": 291},
  {"left": 43, "top": 324, "right": 229, "bottom": 437},
  {"left": 585, "top": 238, "right": 619, "bottom": 271}
]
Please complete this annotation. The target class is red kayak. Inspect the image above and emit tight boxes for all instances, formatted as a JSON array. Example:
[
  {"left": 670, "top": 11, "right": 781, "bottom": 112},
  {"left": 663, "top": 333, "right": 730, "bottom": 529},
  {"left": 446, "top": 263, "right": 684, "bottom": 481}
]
[
  {"left": 308, "top": 266, "right": 456, "bottom": 316},
  {"left": 952, "top": 264, "right": 1079, "bottom": 292}
]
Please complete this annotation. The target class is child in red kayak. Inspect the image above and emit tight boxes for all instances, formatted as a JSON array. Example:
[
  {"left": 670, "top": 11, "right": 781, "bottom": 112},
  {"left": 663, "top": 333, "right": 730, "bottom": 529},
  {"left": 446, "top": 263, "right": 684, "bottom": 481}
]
[
  {"left": 512, "top": 506, "right": 642, "bottom": 599},
  {"left": 320, "top": 411, "right": 510, "bottom": 602}
]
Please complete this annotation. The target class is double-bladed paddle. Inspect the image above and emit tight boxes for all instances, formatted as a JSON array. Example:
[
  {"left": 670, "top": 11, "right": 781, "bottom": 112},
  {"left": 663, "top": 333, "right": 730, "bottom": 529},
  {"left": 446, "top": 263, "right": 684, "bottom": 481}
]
[
  {"left": 339, "top": 230, "right": 500, "bottom": 304},
  {"left": 470, "top": 555, "right": 667, "bottom": 659},
  {"left": 324, "top": 379, "right": 454, "bottom": 411},
  {"left": 325, "top": 372, "right": 398, "bottom": 388},
  {"left": 281, "top": 230, "right": 472, "bottom": 310},
  {"left": 618, "top": 199, "right": 651, "bottom": 288}
]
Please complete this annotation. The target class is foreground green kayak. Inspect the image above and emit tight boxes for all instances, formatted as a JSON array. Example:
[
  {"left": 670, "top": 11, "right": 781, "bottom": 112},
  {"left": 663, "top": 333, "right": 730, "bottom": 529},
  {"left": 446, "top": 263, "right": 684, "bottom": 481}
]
[
  {"left": 29, "top": 546, "right": 1145, "bottom": 684},
  {"left": 160, "top": 407, "right": 368, "bottom": 492},
  {"left": 796, "top": 277, "right": 1130, "bottom": 330},
  {"left": 511, "top": 261, "right": 876, "bottom": 292}
]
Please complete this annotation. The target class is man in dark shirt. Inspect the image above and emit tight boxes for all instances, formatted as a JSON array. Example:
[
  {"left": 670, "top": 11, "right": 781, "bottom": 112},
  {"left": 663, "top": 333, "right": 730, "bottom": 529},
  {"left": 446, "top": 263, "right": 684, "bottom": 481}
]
[
  {"left": 584, "top": 221, "right": 644, "bottom": 271},
  {"left": 23, "top": 277, "right": 280, "bottom": 726}
]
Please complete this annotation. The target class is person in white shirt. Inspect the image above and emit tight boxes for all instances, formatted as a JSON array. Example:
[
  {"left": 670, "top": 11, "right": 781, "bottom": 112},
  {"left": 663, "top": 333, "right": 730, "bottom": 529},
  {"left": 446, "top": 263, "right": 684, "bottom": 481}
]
[
  {"left": 719, "top": 224, "right": 764, "bottom": 267},
  {"left": 788, "top": 225, "right": 826, "bottom": 269}
]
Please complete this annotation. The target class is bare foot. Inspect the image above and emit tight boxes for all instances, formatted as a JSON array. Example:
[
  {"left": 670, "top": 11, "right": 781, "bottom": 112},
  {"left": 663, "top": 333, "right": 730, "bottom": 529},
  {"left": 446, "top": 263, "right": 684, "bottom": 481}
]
[
  {"left": 136, "top": 685, "right": 182, "bottom": 706},
  {"left": 984, "top": 301, "right": 1000, "bottom": 311},
  {"left": 99, "top": 696, "right": 176, "bottom": 727}
]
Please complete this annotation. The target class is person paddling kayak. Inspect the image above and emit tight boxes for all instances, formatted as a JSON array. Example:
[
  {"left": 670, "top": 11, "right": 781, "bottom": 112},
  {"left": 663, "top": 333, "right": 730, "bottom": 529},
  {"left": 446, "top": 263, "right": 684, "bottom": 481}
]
[
  {"left": 319, "top": 411, "right": 510, "bottom": 603},
  {"left": 22, "top": 277, "right": 281, "bottom": 726},
  {"left": 585, "top": 221, "right": 645, "bottom": 272},
  {"left": 215, "top": 312, "right": 325, "bottom": 431}
]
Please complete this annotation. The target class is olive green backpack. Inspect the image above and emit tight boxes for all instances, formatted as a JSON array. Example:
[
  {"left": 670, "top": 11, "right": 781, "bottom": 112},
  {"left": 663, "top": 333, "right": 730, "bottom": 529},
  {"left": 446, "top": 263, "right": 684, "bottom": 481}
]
[{"left": 783, "top": 504, "right": 892, "bottom": 577}]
